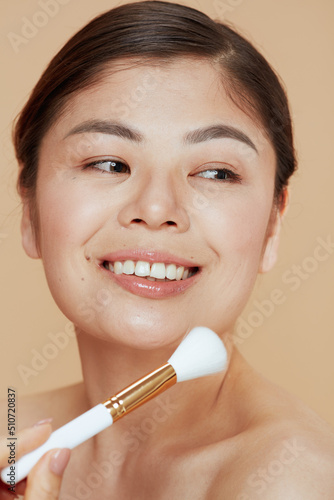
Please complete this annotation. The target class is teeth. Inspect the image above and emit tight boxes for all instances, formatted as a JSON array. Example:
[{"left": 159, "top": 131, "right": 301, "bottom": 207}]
[
  {"left": 176, "top": 266, "right": 184, "bottom": 281},
  {"left": 182, "top": 269, "right": 189, "bottom": 280},
  {"left": 166, "top": 264, "right": 177, "bottom": 280},
  {"left": 123, "top": 260, "right": 135, "bottom": 275},
  {"left": 108, "top": 260, "right": 196, "bottom": 281},
  {"left": 150, "top": 263, "right": 166, "bottom": 279},
  {"left": 135, "top": 261, "right": 151, "bottom": 277},
  {"left": 114, "top": 261, "right": 123, "bottom": 275}
]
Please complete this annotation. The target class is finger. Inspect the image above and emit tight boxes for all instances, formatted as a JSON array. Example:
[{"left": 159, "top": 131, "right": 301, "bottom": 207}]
[
  {"left": 12, "top": 479, "right": 26, "bottom": 496},
  {"left": 0, "top": 483, "right": 19, "bottom": 499},
  {"left": 1, "top": 422, "right": 53, "bottom": 467},
  {"left": 24, "top": 448, "right": 70, "bottom": 500},
  {"left": 0, "top": 490, "right": 19, "bottom": 500},
  {"left": 0, "top": 476, "right": 25, "bottom": 498},
  {"left": 17, "top": 422, "right": 53, "bottom": 459}
]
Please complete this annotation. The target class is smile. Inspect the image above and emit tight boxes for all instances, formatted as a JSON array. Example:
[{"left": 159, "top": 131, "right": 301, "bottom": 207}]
[{"left": 102, "top": 260, "right": 199, "bottom": 282}]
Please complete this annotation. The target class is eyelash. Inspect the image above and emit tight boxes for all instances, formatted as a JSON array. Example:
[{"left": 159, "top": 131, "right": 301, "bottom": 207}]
[
  {"left": 82, "top": 160, "right": 242, "bottom": 183},
  {"left": 195, "top": 168, "right": 242, "bottom": 183},
  {"left": 83, "top": 159, "right": 130, "bottom": 174}
]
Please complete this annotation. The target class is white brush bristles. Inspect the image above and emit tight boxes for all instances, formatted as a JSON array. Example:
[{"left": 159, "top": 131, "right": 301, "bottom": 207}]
[{"left": 168, "top": 326, "right": 227, "bottom": 382}]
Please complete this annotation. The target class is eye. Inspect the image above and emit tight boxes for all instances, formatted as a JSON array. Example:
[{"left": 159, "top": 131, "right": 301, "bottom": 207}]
[
  {"left": 195, "top": 168, "right": 241, "bottom": 183},
  {"left": 83, "top": 159, "right": 130, "bottom": 174}
]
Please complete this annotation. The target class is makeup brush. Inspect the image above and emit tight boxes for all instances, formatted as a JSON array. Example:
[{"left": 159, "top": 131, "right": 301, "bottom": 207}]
[{"left": 1, "top": 326, "right": 227, "bottom": 484}]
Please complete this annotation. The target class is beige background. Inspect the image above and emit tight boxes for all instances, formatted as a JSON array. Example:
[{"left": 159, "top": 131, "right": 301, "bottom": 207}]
[{"left": 1, "top": 0, "right": 333, "bottom": 426}]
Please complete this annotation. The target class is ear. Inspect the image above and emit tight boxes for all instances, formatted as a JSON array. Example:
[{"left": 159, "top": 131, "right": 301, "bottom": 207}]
[
  {"left": 21, "top": 202, "right": 40, "bottom": 259},
  {"left": 259, "top": 189, "right": 289, "bottom": 274}
]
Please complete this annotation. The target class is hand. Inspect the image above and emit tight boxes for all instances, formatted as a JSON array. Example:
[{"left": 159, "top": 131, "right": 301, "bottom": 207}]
[{"left": 0, "top": 421, "right": 71, "bottom": 499}]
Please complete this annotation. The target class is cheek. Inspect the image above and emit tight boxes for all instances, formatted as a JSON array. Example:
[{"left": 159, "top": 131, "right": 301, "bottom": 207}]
[
  {"left": 198, "top": 188, "right": 272, "bottom": 264},
  {"left": 193, "top": 191, "right": 273, "bottom": 331},
  {"left": 36, "top": 180, "right": 108, "bottom": 258},
  {"left": 34, "top": 179, "right": 113, "bottom": 321}
]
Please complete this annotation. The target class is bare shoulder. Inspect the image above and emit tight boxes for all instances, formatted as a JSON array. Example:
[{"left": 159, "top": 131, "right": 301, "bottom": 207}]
[
  {"left": 208, "top": 358, "right": 334, "bottom": 499},
  {"left": 210, "top": 419, "right": 334, "bottom": 499},
  {"left": 1, "top": 382, "right": 87, "bottom": 432}
]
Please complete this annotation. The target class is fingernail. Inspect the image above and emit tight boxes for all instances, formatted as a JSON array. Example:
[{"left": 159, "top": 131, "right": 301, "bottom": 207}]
[
  {"left": 33, "top": 418, "right": 53, "bottom": 427},
  {"left": 49, "top": 448, "right": 71, "bottom": 476}
]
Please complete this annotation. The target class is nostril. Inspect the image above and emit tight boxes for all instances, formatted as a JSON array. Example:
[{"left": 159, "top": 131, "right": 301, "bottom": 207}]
[{"left": 131, "top": 218, "right": 176, "bottom": 226}]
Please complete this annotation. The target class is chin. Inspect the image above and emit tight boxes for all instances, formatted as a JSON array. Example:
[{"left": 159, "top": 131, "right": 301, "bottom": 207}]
[{"left": 84, "top": 313, "right": 192, "bottom": 352}]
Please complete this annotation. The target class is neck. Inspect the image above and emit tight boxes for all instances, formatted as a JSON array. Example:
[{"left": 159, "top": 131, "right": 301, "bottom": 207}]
[
  {"left": 75, "top": 328, "right": 236, "bottom": 462},
  {"left": 77, "top": 330, "right": 183, "bottom": 404}
]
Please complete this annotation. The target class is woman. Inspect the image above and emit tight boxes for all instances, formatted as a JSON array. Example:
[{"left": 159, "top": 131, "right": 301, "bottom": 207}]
[{"left": 1, "top": 1, "right": 334, "bottom": 498}]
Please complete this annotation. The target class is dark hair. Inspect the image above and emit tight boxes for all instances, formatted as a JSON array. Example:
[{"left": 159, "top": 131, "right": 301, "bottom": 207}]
[{"left": 15, "top": 0, "right": 296, "bottom": 207}]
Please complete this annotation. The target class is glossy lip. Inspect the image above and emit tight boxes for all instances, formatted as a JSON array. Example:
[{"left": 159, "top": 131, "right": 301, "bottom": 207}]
[
  {"left": 100, "top": 265, "right": 201, "bottom": 299},
  {"left": 97, "top": 249, "right": 201, "bottom": 299}
]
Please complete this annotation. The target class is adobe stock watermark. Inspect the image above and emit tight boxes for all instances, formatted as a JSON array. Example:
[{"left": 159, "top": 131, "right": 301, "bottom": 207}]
[
  {"left": 17, "top": 322, "right": 75, "bottom": 385},
  {"left": 61, "top": 394, "right": 178, "bottom": 500},
  {"left": 213, "top": 0, "right": 244, "bottom": 19},
  {"left": 16, "top": 285, "right": 116, "bottom": 385},
  {"left": 7, "top": 0, "right": 72, "bottom": 54},
  {"left": 50, "top": 65, "right": 165, "bottom": 183},
  {"left": 234, "top": 235, "right": 334, "bottom": 344},
  {"left": 188, "top": 181, "right": 221, "bottom": 215},
  {"left": 236, "top": 438, "right": 306, "bottom": 499},
  {"left": 0, "top": 233, "right": 8, "bottom": 246},
  {"left": 111, "top": 66, "right": 164, "bottom": 121},
  {"left": 76, "top": 288, "right": 113, "bottom": 324}
]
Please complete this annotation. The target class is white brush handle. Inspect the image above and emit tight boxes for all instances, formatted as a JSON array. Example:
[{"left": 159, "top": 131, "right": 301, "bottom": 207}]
[
  {"left": 1, "top": 404, "right": 112, "bottom": 484},
  {"left": 1, "top": 327, "right": 227, "bottom": 485}
]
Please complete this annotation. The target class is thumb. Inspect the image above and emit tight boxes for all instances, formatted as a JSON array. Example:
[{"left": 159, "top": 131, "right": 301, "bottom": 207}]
[{"left": 24, "top": 448, "right": 71, "bottom": 500}]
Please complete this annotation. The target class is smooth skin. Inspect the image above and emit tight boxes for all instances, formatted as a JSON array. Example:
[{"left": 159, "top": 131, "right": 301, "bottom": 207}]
[{"left": 4, "top": 58, "right": 334, "bottom": 498}]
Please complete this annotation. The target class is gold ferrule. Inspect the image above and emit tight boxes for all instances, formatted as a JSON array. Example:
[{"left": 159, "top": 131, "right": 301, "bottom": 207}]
[{"left": 103, "top": 363, "right": 176, "bottom": 423}]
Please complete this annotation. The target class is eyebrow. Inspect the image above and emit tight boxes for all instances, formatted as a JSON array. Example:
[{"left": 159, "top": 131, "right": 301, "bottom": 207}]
[
  {"left": 183, "top": 124, "right": 258, "bottom": 153},
  {"left": 64, "top": 119, "right": 258, "bottom": 154},
  {"left": 64, "top": 120, "right": 144, "bottom": 142}
]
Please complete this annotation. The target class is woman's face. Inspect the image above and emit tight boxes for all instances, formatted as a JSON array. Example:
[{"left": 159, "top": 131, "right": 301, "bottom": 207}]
[{"left": 22, "top": 58, "right": 278, "bottom": 350}]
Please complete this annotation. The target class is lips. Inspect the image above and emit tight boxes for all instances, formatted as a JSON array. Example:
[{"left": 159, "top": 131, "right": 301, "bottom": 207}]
[{"left": 98, "top": 250, "right": 201, "bottom": 298}]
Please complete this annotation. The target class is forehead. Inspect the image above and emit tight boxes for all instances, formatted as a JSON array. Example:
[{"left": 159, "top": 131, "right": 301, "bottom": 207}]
[{"left": 45, "top": 57, "right": 271, "bottom": 155}]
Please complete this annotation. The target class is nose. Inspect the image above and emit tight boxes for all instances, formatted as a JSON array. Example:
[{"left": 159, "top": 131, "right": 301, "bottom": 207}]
[{"left": 117, "top": 172, "right": 190, "bottom": 232}]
